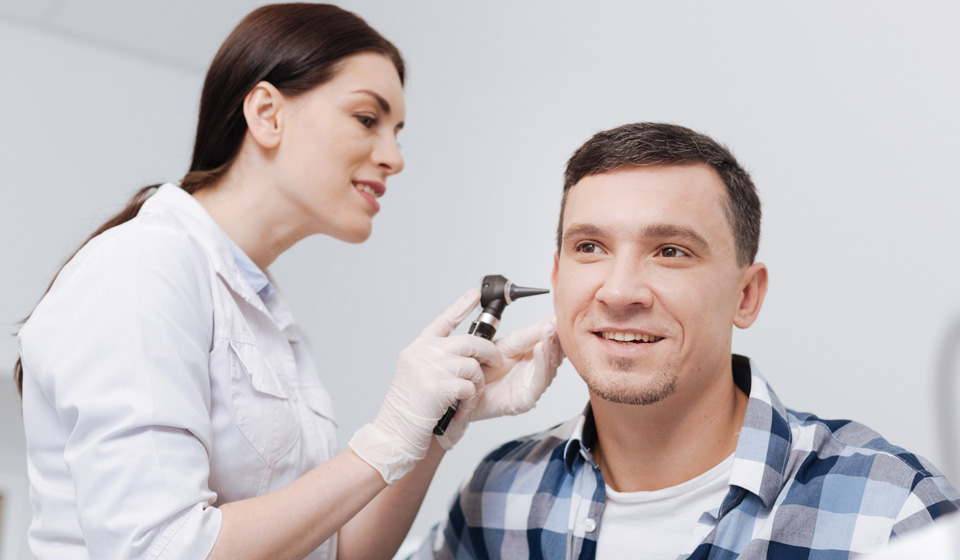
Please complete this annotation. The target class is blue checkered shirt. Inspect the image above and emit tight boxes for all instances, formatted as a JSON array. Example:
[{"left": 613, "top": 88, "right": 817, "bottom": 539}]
[{"left": 414, "top": 355, "right": 960, "bottom": 559}]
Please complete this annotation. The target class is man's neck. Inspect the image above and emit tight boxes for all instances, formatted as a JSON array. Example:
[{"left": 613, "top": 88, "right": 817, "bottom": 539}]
[{"left": 588, "top": 365, "right": 748, "bottom": 493}]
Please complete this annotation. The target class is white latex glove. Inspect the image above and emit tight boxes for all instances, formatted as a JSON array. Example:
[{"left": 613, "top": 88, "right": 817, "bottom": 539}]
[
  {"left": 349, "top": 289, "right": 502, "bottom": 484},
  {"left": 436, "top": 316, "right": 564, "bottom": 450}
]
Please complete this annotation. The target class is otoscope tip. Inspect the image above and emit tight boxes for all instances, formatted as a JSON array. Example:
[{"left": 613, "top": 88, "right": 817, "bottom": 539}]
[{"left": 509, "top": 285, "right": 550, "bottom": 301}]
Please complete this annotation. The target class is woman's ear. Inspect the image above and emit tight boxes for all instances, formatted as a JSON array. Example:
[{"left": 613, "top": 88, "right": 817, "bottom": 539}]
[
  {"left": 734, "top": 262, "right": 768, "bottom": 329},
  {"left": 242, "top": 81, "right": 284, "bottom": 149}
]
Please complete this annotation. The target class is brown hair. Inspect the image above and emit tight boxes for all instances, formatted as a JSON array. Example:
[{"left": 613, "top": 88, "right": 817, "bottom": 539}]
[
  {"left": 13, "top": 3, "right": 405, "bottom": 395},
  {"left": 557, "top": 122, "right": 761, "bottom": 267}
]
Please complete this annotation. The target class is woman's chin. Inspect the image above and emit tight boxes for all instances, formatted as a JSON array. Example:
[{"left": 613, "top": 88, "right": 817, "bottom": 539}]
[{"left": 333, "top": 224, "right": 373, "bottom": 244}]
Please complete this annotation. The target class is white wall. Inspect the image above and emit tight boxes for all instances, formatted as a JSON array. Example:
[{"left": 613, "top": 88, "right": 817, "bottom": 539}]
[{"left": 2, "top": 2, "right": 959, "bottom": 558}]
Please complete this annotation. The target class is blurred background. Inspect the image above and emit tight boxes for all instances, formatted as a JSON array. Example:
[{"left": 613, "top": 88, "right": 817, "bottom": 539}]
[{"left": 1, "top": 1, "right": 959, "bottom": 558}]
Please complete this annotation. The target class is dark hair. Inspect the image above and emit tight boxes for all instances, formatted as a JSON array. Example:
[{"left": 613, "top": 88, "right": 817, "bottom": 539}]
[
  {"left": 13, "top": 3, "right": 405, "bottom": 396},
  {"left": 557, "top": 122, "right": 761, "bottom": 267}
]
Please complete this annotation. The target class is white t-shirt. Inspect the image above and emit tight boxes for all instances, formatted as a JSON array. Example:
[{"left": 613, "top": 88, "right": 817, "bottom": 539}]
[{"left": 596, "top": 453, "right": 734, "bottom": 560}]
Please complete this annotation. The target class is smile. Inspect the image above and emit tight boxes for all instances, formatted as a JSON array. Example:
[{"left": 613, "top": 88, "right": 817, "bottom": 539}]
[
  {"left": 353, "top": 182, "right": 382, "bottom": 198},
  {"left": 598, "top": 332, "right": 663, "bottom": 343}
]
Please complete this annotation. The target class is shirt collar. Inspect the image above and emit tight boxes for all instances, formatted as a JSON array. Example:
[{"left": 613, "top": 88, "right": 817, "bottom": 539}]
[
  {"left": 562, "top": 405, "right": 600, "bottom": 476},
  {"left": 223, "top": 234, "right": 276, "bottom": 304},
  {"left": 138, "top": 184, "right": 280, "bottom": 320},
  {"left": 559, "top": 355, "right": 792, "bottom": 510},
  {"left": 726, "top": 355, "right": 792, "bottom": 510}
]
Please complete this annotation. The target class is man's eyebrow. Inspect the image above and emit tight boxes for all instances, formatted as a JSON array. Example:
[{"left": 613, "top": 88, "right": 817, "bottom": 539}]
[
  {"left": 562, "top": 222, "right": 710, "bottom": 250},
  {"left": 352, "top": 89, "right": 404, "bottom": 130},
  {"left": 562, "top": 223, "right": 609, "bottom": 245},
  {"left": 642, "top": 223, "right": 710, "bottom": 250}
]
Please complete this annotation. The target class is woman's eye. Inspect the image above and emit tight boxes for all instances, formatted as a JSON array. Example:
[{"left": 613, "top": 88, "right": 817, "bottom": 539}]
[
  {"left": 659, "top": 247, "right": 687, "bottom": 258},
  {"left": 356, "top": 115, "right": 377, "bottom": 128}
]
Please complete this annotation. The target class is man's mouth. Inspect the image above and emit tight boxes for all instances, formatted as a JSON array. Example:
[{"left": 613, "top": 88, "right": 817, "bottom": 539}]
[{"left": 597, "top": 331, "right": 663, "bottom": 343}]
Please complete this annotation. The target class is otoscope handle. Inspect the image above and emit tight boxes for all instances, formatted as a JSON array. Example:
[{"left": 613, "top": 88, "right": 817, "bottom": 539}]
[
  {"left": 433, "top": 318, "right": 498, "bottom": 436},
  {"left": 432, "top": 275, "right": 548, "bottom": 437},
  {"left": 467, "top": 319, "right": 496, "bottom": 340},
  {"left": 433, "top": 406, "right": 458, "bottom": 436}
]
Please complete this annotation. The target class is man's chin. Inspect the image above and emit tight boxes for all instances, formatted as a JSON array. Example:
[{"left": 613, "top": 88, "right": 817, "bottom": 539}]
[
  {"left": 577, "top": 357, "right": 680, "bottom": 406},
  {"left": 588, "top": 377, "right": 678, "bottom": 406}
]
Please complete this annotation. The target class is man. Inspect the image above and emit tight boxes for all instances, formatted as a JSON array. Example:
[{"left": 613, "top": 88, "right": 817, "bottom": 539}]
[{"left": 416, "top": 123, "right": 960, "bottom": 559}]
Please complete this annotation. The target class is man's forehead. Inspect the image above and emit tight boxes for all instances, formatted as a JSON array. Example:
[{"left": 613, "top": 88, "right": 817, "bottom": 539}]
[
  {"left": 566, "top": 165, "right": 726, "bottom": 216},
  {"left": 561, "top": 165, "right": 735, "bottom": 247}
]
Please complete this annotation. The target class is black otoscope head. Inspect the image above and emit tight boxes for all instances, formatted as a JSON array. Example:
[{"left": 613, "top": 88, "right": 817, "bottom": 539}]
[
  {"left": 469, "top": 274, "right": 550, "bottom": 340},
  {"left": 435, "top": 274, "right": 550, "bottom": 435},
  {"left": 479, "top": 274, "right": 550, "bottom": 320}
]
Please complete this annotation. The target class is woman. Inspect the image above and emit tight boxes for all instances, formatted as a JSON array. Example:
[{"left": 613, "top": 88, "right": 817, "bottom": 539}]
[{"left": 14, "top": 4, "right": 561, "bottom": 559}]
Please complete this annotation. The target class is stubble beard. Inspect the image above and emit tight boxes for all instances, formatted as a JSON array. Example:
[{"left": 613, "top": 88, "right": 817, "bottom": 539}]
[{"left": 580, "top": 355, "right": 679, "bottom": 406}]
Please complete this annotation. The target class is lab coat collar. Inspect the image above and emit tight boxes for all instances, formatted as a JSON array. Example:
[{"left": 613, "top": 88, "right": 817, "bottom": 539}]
[{"left": 139, "top": 184, "right": 291, "bottom": 330}]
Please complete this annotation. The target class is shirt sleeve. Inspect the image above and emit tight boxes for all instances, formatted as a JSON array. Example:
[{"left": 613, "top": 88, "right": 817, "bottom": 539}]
[
  {"left": 890, "top": 473, "right": 960, "bottom": 538},
  {"left": 411, "top": 507, "right": 457, "bottom": 559},
  {"left": 20, "top": 222, "right": 222, "bottom": 559},
  {"left": 410, "top": 475, "right": 477, "bottom": 560}
]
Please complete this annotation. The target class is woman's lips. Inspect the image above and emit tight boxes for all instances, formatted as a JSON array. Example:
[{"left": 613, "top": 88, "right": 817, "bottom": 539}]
[{"left": 353, "top": 181, "right": 384, "bottom": 211}]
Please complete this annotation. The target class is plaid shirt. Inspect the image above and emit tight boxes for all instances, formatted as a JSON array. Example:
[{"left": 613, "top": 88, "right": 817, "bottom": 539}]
[{"left": 415, "top": 355, "right": 960, "bottom": 559}]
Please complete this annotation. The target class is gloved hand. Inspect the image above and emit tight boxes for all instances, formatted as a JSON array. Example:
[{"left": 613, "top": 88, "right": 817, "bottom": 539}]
[
  {"left": 436, "top": 316, "right": 564, "bottom": 450},
  {"left": 349, "top": 289, "right": 501, "bottom": 484}
]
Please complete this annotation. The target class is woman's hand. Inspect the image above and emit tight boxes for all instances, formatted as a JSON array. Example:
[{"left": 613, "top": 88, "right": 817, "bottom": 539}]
[
  {"left": 348, "top": 289, "right": 501, "bottom": 484},
  {"left": 435, "top": 316, "right": 564, "bottom": 450}
]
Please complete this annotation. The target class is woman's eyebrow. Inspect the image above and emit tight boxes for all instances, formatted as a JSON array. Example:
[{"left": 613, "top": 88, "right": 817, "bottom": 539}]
[
  {"left": 353, "top": 89, "right": 391, "bottom": 113},
  {"left": 352, "top": 89, "right": 403, "bottom": 130}
]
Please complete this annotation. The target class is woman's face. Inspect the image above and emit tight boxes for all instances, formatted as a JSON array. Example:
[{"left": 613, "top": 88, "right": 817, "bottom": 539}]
[{"left": 274, "top": 52, "right": 405, "bottom": 243}]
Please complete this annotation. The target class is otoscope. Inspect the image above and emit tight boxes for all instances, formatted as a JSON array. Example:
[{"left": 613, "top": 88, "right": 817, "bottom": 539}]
[{"left": 433, "top": 274, "right": 550, "bottom": 436}]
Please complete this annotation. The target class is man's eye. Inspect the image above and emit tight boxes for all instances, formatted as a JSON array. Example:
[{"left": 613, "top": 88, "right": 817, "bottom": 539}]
[
  {"left": 659, "top": 247, "right": 687, "bottom": 258},
  {"left": 575, "top": 242, "right": 600, "bottom": 253}
]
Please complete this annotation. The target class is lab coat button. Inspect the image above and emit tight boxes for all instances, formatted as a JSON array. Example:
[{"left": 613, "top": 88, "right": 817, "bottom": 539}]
[{"left": 583, "top": 518, "right": 597, "bottom": 532}]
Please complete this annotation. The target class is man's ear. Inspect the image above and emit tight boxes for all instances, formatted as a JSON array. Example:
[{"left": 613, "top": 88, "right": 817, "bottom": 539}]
[
  {"left": 734, "top": 262, "right": 768, "bottom": 329},
  {"left": 551, "top": 252, "right": 560, "bottom": 308},
  {"left": 242, "top": 81, "right": 285, "bottom": 149}
]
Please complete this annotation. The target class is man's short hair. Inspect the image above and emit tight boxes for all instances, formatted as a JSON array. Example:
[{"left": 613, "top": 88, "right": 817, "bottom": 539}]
[{"left": 558, "top": 122, "right": 762, "bottom": 267}]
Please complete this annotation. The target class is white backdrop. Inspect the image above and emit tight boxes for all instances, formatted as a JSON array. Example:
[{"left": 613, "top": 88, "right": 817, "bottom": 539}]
[{"left": 2, "top": 2, "right": 959, "bottom": 558}]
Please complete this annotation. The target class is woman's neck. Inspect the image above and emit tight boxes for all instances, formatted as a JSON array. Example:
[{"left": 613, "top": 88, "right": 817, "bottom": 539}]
[{"left": 192, "top": 167, "right": 309, "bottom": 270}]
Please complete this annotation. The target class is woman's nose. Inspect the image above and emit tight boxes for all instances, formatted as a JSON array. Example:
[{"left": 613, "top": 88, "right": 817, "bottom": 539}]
[{"left": 375, "top": 134, "right": 404, "bottom": 175}]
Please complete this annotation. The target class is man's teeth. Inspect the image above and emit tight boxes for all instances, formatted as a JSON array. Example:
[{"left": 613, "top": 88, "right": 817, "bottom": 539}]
[
  {"left": 600, "top": 332, "right": 663, "bottom": 343},
  {"left": 355, "top": 183, "right": 380, "bottom": 198}
]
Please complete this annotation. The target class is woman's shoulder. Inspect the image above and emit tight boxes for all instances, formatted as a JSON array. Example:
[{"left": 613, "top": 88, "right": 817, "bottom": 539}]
[
  {"left": 21, "top": 217, "right": 218, "bottom": 350},
  {"left": 66, "top": 216, "right": 213, "bottom": 294}
]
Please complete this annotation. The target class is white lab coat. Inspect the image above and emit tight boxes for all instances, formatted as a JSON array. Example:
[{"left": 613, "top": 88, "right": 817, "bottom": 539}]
[{"left": 18, "top": 184, "right": 339, "bottom": 559}]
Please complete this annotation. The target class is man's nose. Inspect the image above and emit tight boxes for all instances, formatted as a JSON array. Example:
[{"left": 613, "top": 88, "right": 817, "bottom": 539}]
[{"left": 595, "top": 257, "right": 654, "bottom": 310}]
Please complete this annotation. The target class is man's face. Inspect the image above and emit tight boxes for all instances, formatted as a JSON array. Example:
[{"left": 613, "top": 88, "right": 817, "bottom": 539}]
[{"left": 552, "top": 164, "right": 757, "bottom": 406}]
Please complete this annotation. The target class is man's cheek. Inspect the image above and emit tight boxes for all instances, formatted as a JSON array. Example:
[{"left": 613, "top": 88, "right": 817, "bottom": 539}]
[
  {"left": 555, "top": 326, "right": 579, "bottom": 372},
  {"left": 553, "top": 305, "right": 577, "bottom": 355}
]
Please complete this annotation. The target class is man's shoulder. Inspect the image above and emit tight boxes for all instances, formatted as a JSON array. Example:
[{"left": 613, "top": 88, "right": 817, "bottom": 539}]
[
  {"left": 779, "top": 408, "right": 960, "bottom": 528},
  {"left": 464, "top": 416, "right": 580, "bottom": 493},
  {"left": 785, "top": 409, "right": 945, "bottom": 481}
]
